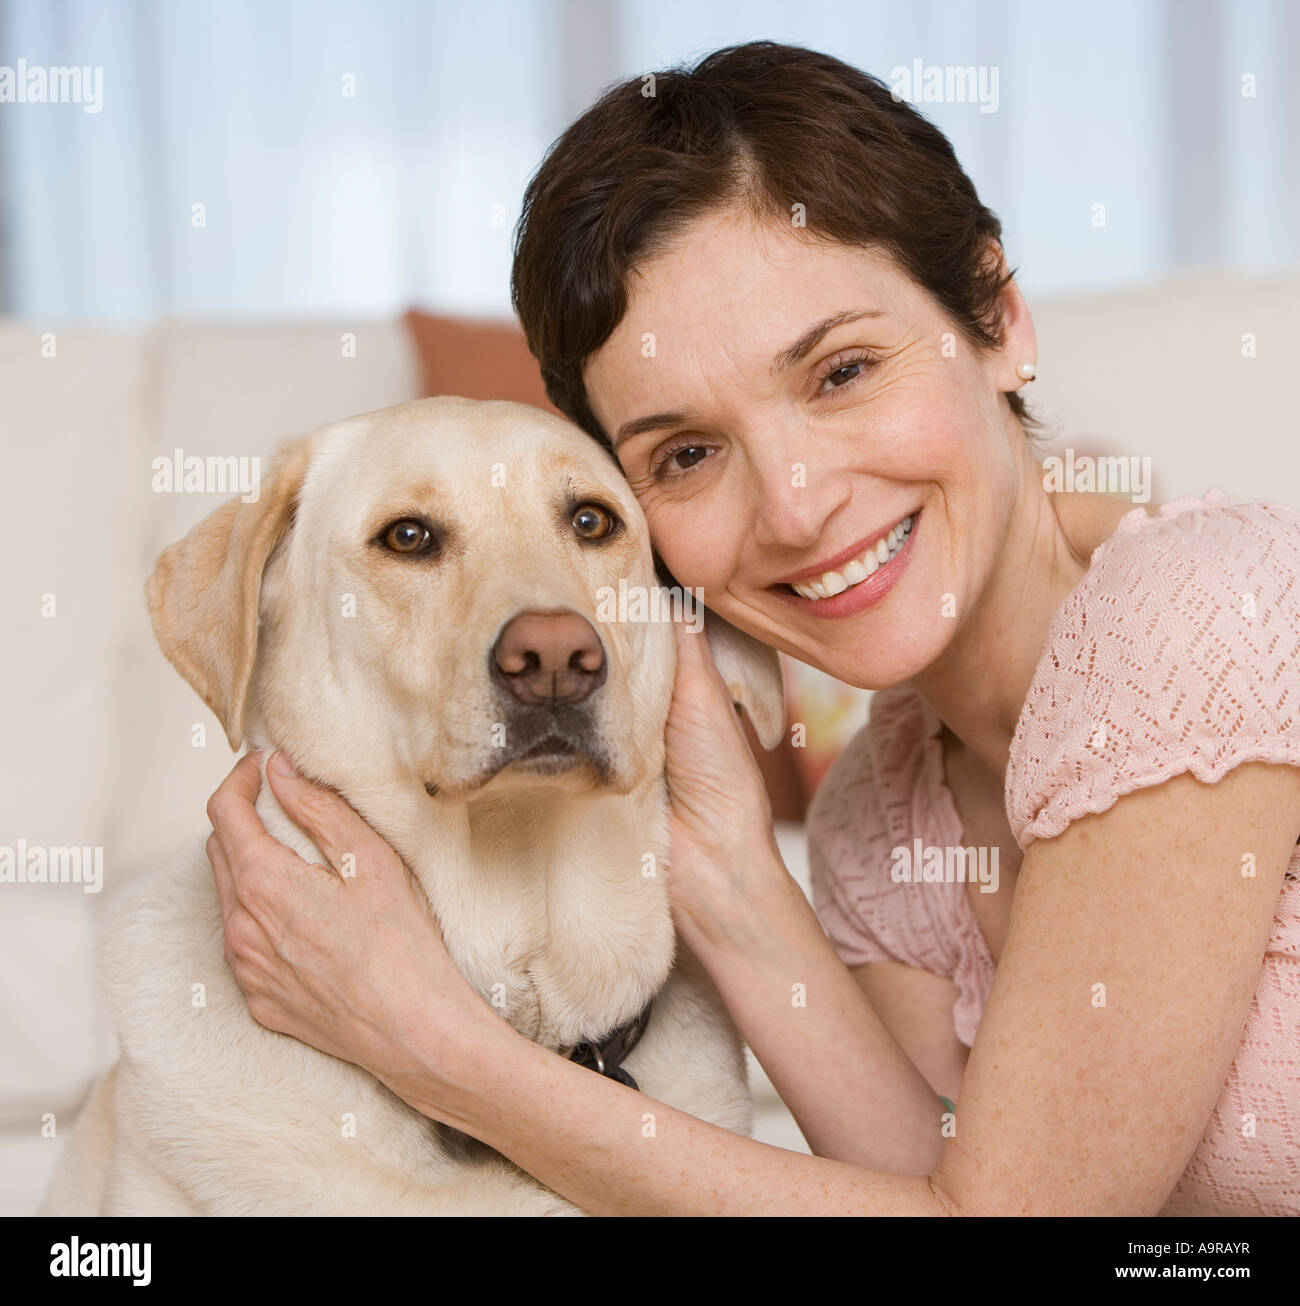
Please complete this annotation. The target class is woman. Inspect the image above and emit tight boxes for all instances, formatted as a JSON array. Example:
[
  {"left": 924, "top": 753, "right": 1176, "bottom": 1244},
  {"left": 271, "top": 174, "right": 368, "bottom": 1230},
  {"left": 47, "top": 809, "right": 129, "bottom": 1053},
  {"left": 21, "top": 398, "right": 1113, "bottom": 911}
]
[{"left": 204, "top": 42, "right": 1300, "bottom": 1215}]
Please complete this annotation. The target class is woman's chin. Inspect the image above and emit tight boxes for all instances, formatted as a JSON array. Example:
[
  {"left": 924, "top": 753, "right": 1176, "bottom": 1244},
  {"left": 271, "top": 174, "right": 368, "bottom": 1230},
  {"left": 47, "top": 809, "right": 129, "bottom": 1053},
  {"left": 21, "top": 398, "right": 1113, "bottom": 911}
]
[
  {"left": 832, "top": 648, "right": 936, "bottom": 693},
  {"left": 760, "top": 591, "right": 952, "bottom": 690},
  {"left": 780, "top": 612, "right": 953, "bottom": 691}
]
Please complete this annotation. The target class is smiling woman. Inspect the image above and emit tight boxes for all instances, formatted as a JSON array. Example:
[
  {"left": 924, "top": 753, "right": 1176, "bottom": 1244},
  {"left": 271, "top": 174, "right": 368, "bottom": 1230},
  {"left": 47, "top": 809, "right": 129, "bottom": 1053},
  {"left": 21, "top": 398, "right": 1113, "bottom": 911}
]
[
  {"left": 502, "top": 39, "right": 1300, "bottom": 1214},
  {"left": 194, "top": 38, "right": 1300, "bottom": 1218},
  {"left": 513, "top": 41, "right": 1042, "bottom": 698},
  {"left": 512, "top": 41, "right": 1034, "bottom": 444}
]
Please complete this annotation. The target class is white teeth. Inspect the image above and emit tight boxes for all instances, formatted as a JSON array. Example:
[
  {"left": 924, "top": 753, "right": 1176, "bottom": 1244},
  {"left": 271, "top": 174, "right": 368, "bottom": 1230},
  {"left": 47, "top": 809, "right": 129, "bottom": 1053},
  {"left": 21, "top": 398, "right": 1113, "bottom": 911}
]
[{"left": 788, "top": 511, "right": 916, "bottom": 602}]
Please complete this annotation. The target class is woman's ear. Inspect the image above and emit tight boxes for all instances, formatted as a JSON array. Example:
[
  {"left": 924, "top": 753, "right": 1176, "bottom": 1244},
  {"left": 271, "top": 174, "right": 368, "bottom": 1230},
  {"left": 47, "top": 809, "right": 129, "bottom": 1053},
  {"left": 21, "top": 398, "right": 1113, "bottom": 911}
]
[
  {"left": 145, "top": 437, "right": 313, "bottom": 750},
  {"left": 702, "top": 611, "right": 786, "bottom": 749},
  {"left": 986, "top": 241, "right": 1037, "bottom": 392}
]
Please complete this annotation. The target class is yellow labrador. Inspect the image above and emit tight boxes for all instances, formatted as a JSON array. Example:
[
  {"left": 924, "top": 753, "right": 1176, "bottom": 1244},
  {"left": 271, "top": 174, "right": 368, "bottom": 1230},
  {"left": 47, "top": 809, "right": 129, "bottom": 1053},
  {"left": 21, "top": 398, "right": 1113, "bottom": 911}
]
[{"left": 40, "top": 397, "right": 784, "bottom": 1216}]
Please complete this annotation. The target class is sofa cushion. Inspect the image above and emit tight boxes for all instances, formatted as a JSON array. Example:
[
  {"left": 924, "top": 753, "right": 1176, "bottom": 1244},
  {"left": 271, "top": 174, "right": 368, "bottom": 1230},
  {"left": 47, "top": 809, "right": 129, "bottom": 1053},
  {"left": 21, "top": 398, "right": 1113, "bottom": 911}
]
[{"left": 405, "top": 308, "right": 559, "bottom": 413}]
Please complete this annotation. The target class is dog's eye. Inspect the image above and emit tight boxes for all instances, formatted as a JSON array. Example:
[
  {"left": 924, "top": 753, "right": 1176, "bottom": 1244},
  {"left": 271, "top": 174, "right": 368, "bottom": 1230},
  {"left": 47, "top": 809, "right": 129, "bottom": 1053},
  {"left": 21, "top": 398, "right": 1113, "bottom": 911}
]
[
  {"left": 572, "top": 503, "right": 616, "bottom": 541},
  {"left": 381, "top": 518, "right": 435, "bottom": 555}
]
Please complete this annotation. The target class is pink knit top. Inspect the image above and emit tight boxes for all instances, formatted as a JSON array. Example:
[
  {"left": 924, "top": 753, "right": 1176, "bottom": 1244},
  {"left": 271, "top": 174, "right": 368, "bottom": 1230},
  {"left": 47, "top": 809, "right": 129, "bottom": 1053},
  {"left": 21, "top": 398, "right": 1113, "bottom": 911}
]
[{"left": 808, "top": 490, "right": 1300, "bottom": 1215}]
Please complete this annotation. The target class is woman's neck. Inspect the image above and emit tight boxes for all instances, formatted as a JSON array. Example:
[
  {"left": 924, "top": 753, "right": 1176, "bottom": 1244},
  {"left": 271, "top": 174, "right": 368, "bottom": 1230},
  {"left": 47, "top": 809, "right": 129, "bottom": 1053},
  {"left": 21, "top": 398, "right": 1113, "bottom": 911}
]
[{"left": 908, "top": 446, "right": 1148, "bottom": 778}]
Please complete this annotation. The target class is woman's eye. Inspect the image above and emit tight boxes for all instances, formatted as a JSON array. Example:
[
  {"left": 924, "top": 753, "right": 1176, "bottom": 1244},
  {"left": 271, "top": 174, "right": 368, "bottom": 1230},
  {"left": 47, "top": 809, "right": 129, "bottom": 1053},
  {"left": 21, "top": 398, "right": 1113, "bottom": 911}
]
[
  {"left": 572, "top": 502, "right": 617, "bottom": 540},
  {"left": 654, "top": 443, "right": 713, "bottom": 480},
  {"left": 381, "top": 519, "right": 435, "bottom": 554},
  {"left": 817, "top": 351, "right": 877, "bottom": 395}
]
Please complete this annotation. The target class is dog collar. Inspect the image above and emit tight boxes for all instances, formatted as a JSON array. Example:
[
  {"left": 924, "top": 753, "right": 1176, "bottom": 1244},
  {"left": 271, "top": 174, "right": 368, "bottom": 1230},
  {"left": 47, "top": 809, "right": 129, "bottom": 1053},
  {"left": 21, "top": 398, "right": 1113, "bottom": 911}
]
[{"left": 561, "top": 999, "right": 653, "bottom": 1091}]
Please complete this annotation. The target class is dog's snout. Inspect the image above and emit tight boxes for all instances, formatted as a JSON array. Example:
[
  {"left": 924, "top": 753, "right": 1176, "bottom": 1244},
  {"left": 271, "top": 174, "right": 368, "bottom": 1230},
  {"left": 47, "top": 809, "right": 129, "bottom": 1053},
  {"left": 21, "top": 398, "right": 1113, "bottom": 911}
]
[{"left": 492, "top": 609, "right": 606, "bottom": 706}]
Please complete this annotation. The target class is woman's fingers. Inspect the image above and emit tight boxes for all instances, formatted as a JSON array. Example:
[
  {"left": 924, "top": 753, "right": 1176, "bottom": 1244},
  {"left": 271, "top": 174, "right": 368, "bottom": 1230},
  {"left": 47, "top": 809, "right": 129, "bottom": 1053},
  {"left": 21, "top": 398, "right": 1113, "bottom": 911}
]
[
  {"left": 674, "top": 619, "right": 725, "bottom": 688},
  {"left": 205, "top": 751, "right": 284, "bottom": 874},
  {"left": 663, "top": 619, "right": 781, "bottom": 918},
  {"left": 205, "top": 826, "right": 274, "bottom": 978},
  {"left": 206, "top": 830, "right": 236, "bottom": 922},
  {"left": 673, "top": 623, "right": 720, "bottom": 711},
  {"left": 672, "top": 622, "right": 752, "bottom": 757},
  {"left": 264, "top": 751, "right": 392, "bottom": 876},
  {"left": 206, "top": 748, "right": 263, "bottom": 816},
  {"left": 195, "top": 749, "right": 473, "bottom": 1078},
  {"left": 206, "top": 752, "right": 277, "bottom": 914}
]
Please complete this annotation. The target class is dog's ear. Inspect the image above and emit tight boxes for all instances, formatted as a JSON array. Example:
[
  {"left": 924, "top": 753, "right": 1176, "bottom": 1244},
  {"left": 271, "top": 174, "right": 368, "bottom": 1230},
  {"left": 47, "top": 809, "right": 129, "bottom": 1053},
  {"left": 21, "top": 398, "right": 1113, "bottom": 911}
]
[
  {"left": 146, "top": 437, "right": 313, "bottom": 751},
  {"left": 703, "top": 611, "right": 786, "bottom": 749}
]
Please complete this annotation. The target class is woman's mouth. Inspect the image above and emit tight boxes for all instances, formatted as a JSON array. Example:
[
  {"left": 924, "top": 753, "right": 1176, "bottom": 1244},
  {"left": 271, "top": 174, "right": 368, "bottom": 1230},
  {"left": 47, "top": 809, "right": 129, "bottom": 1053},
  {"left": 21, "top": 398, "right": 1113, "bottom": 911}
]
[{"left": 771, "top": 509, "right": 921, "bottom": 618}]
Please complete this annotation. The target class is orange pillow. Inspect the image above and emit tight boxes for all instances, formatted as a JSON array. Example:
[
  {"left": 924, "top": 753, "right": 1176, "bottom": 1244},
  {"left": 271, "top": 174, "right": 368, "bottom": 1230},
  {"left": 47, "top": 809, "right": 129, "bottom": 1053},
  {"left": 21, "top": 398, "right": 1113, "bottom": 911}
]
[{"left": 404, "top": 308, "right": 561, "bottom": 414}]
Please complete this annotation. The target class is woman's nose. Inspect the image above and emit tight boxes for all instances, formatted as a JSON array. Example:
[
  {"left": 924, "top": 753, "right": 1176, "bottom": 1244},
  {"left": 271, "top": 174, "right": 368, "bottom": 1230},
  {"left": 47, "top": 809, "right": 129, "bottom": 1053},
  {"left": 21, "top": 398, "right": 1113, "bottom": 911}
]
[{"left": 746, "top": 442, "right": 854, "bottom": 551}]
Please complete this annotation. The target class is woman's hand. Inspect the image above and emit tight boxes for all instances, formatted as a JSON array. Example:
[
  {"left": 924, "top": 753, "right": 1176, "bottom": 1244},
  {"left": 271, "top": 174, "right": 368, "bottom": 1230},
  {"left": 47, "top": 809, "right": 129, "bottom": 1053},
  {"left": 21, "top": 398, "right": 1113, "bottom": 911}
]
[
  {"left": 204, "top": 752, "right": 496, "bottom": 1119},
  {"left": 662, "top": 623, "right": 795, "bottom": 947}
]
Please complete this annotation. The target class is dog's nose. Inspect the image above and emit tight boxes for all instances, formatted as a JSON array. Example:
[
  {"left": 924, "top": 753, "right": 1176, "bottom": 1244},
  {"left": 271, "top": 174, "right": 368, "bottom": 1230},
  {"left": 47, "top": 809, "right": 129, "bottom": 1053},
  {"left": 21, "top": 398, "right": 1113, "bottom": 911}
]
[{"left": 491, "top": 609, "right": 606, "bottom": 706}]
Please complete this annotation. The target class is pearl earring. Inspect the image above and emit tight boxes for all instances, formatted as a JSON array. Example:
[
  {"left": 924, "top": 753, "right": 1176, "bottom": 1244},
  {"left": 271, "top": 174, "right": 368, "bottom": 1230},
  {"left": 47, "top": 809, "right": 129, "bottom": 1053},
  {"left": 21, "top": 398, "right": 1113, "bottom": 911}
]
[{"left": 1016, "top": 361, "right": 1037, "bottom": 382}]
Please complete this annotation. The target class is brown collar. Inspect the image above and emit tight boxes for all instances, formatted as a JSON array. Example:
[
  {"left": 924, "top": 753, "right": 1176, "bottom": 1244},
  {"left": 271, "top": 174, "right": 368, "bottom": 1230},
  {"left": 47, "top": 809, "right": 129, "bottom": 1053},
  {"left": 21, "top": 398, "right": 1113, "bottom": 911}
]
[
  {"left": 561, "top": 999, "right": 653, "bottom": 1091},
  {"left": 431, "top": 999, "right": 657, "bottom": 1162}
]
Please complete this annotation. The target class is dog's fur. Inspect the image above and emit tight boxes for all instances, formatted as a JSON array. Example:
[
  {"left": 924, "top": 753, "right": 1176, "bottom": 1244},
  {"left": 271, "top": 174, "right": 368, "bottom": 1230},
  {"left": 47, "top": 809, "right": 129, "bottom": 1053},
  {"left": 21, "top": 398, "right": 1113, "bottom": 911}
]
[{"left": 39, "top": 397, "right": 784, "bottom": 1216}]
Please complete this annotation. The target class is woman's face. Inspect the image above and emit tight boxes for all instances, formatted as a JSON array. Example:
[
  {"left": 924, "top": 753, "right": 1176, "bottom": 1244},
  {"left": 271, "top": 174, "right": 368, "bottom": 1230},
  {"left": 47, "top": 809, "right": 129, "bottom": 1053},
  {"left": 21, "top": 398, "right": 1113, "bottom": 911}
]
[{"left": 582, "top": 207, "right": 1036, "bottom": 689}]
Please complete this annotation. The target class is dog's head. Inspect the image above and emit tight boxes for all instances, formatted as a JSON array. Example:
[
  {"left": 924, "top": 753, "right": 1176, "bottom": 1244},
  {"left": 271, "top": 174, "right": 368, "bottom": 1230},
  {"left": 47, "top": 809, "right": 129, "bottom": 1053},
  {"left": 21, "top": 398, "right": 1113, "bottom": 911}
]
[{"left": 147, "top": 398, "right": 783, "bottom": 804}]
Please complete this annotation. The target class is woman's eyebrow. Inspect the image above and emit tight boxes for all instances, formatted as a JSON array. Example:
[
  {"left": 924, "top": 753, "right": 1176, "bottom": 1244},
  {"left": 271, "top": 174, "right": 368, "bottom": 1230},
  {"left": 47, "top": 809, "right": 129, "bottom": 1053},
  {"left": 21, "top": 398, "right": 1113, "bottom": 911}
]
[
  {"left": 613, "top": 409, "right": 692, "bottom": 450},
  {"left": 771, "top": 310, "right": 884, "bottom": 374},
  {"left": 612, "top": 309, "right": 885, "bottom": 449}
]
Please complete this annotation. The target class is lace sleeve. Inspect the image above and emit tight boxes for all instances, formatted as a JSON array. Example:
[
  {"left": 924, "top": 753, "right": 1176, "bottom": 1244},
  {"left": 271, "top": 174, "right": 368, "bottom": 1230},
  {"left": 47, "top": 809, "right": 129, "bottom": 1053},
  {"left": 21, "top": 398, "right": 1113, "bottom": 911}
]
[{"left": 1007, "top": 493, "right": 1300, "bottom": 849}]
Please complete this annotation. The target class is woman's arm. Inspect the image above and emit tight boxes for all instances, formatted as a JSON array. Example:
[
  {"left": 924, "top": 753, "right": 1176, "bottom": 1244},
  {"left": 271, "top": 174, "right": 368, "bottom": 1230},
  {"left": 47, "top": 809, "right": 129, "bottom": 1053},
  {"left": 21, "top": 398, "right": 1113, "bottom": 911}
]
[
  {"left": 210, "top": 758, "right": 957, "bottom": 1178},
  {"left": 211, "top": 751, "right": 1299, "bottom": 1215},
  {"left": 648, "top": 620, "right": 952, "bottom": 1171},
  {"left": 411, "top": 761, "right": 1300, "bottom": 1215},
  {"left": 665, "top": 852, "right": 952, "bottom": 1173},
  {"left": 416, "top": 1011, "right": 951, "bottom": 1216},
  {"left": 851, "top": 962, "right": 970, "bottom": 1108},
  {"left": 202, "top": 752, "right": 946, "bottom": 1212},
  {"left": 204, "top": 622, "right": 959, "bottom": 1179}
]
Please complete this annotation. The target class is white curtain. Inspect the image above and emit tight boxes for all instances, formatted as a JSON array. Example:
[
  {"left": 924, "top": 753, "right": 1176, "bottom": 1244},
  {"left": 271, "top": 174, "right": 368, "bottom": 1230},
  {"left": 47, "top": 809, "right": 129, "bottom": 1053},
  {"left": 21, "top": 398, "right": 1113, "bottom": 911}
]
[{"left": 1, "top": 0, "right": 1296, "bottom": 322}]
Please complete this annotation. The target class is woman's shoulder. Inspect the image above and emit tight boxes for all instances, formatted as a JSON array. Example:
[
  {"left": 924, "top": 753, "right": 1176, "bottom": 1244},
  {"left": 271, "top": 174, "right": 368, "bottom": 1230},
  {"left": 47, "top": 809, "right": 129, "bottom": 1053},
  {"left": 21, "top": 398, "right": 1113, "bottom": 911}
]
[
  {"left": 1008, "top": 489, "right": 1300, "bottom": 847},
  {"left": 1049, "top": 488, "right": 1300, "bottom": 673},
  {"left": 1060, "top": 489, "right": 1300, "bottom": 657},
  {"left": 1087, "top": 487, "right": 1300, "bottom": 573}
]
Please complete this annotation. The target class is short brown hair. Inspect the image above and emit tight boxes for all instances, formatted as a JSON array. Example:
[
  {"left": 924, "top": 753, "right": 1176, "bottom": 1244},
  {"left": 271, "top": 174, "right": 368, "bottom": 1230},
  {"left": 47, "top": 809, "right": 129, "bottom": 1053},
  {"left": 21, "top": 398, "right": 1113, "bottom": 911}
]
[{"left": 512, "top": 40, "right": 1033, "bottom": 448}]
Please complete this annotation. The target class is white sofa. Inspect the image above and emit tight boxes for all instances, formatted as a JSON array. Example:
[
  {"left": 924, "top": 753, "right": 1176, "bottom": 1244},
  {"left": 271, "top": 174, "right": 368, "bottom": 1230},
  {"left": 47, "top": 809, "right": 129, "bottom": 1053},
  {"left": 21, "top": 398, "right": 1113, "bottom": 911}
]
[{"left": 2, "top": 271, "right": 1296, "bottom": 1213}]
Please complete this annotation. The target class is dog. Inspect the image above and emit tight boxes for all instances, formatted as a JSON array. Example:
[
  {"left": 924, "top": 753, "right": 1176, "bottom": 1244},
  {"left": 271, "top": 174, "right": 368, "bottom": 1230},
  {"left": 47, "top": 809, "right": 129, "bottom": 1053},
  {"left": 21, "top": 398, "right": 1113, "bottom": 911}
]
[{"left": 39, "top": 396, "right": 785, "bottom": 1216}]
